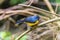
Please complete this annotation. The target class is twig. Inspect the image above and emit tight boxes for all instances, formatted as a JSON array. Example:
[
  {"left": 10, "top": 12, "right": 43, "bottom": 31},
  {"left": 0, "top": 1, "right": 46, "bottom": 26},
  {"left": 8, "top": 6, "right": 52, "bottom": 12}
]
[
  {"left": 18, "top": 4, "right": 60, "bottom": 17},
  {"left": 38, "top": 18, "right": 60, "bottom": 26},
  {"left": 9, "top": 17, "right": 16, "bottom": 23},
  {"left": 15, "top": 29, "right": 31, "bottom": 40},
  {"left": 27, "top": 0, "right": 34, "bottom": 6},
  {"left": 0, "top": 8, "right": 59, "bottom": 21},
  {"left": 0, "top": 4, "right": 59, "bottom": 17},
  {"left": 36, "top": 30, "right": 53, "bottom": 39},
  {"left": 44, "top": 0, "right": 56, "bottom": 14},
  {"left": 55, "top": 4, "right": 58, "bottom": 13},
  {"left": 0, "top": 10, "right": 36, "bottom": 20}
]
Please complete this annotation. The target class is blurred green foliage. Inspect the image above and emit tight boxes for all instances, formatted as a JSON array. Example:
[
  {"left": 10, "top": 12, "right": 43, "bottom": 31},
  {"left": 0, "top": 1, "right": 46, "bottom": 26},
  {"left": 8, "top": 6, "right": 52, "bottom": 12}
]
[
  {"left": 0, "top": 31, "right": 11, "bottom": 39},
  {"left": 10, "top": 0, "right": 26, "bottom": 6},
  {"left": 4, "top": 36, "right": 11, "bottom": 40},
  {"left": 0, "top": 31, "right": 28, "bottom": 40},
  {"left": 56, "top": 0, "right": 60, "bottom": 3}
]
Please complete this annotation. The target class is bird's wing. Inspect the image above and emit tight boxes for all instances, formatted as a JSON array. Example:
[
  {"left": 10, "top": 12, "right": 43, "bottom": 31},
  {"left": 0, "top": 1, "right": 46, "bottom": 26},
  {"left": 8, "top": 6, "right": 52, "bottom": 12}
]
[{"left": 16, "top": 18, "right": 25, "bottom": 24}]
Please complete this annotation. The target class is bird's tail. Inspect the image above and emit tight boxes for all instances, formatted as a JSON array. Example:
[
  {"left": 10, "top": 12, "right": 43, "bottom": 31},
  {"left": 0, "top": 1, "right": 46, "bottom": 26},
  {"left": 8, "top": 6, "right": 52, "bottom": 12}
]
[{"left": 15, "top": 19, "right": 25, "bottom": 27}]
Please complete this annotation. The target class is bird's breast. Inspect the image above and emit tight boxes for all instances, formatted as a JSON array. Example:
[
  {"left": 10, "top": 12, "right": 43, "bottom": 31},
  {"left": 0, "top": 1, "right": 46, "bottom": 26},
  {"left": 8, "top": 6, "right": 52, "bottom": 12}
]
[{"left": 25, "top": 20, "right": 39, "bottom": 27}]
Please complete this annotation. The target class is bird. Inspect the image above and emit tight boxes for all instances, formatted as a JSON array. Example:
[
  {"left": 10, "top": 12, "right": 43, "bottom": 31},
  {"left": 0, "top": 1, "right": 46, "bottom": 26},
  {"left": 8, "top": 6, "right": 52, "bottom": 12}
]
[
  {"left": 0, "top": 0, "right": 26, "bottom": 9},
  {"left": 15, "top": 15, "right": 40, "bottom": 27}
]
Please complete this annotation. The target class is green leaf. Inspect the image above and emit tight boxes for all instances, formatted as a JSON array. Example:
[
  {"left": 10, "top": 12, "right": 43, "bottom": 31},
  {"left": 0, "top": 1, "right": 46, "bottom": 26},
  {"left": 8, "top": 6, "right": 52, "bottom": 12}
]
[
  {"left": 0, "top": 31, "right": 11, "bottom": 39},
  {"left": 4, "top": 36, "right": 11, "bottom": 40}
]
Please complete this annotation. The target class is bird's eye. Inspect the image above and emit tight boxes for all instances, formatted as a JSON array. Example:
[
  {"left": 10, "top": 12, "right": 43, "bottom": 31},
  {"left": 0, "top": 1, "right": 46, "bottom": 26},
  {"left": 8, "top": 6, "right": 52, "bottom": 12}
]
[{"left": 36, "top": 16, "right": 40, "bottom": 19}]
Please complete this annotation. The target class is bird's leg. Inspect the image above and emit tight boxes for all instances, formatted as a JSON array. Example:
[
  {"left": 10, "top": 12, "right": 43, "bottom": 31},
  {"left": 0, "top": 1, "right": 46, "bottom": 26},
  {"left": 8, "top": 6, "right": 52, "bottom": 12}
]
[{"left": 26, "top": 24, "right": 32, "bottom": 30}]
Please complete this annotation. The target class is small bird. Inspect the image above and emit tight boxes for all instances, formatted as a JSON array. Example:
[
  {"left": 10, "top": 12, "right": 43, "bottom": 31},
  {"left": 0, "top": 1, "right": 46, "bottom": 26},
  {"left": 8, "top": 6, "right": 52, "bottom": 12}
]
[{"left": 15, "top": 15, "right": 40, "bottom": 27}]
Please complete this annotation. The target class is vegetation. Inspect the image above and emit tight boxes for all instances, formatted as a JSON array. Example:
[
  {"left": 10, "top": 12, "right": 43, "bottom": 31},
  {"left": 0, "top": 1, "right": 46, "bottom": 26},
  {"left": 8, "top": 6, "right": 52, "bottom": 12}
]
[{"left": 0, "top": 0, "right": 60, "bottom": 40}]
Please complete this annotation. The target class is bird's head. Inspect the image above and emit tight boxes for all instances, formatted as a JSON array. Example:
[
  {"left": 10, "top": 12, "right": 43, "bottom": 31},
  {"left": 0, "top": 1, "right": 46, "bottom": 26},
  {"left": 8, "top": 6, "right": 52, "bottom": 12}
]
[
  {"left": 27, "top": 15, "right": 40, "bottom": 22},
  {"left": 34, "top": 15, "right": 40, "bottom": 20}
]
